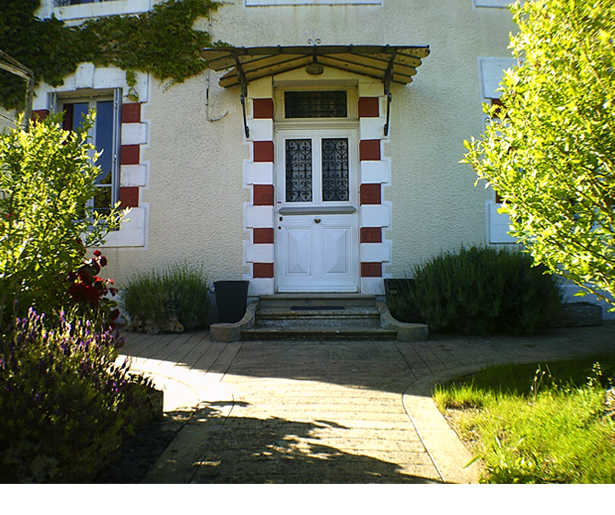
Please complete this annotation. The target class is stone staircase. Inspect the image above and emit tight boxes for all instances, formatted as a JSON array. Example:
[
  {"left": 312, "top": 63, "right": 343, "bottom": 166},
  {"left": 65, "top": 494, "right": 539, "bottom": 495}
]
[{"left": 237, "top": 294, "right": 414, "bottom": 341}]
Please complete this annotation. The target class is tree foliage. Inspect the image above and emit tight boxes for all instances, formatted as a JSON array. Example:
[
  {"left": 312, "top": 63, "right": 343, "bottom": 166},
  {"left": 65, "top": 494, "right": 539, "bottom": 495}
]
[
  {"left": 463, "top": 0, "right": 615, "bottom": 304},
  {"left": 0, "top": 114, "right": 122, "bottom": 327}
]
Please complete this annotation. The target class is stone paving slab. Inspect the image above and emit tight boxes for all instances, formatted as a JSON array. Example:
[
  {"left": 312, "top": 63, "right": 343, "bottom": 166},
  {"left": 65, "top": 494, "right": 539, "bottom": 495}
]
[{"left": 119, "top": 323, "right": 615, "bottom": 484}]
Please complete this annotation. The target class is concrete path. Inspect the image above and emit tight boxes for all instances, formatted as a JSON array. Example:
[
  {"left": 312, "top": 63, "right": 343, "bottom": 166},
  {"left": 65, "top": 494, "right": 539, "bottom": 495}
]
[{"left": 118, "top": 324, "right": 615, "bottom": 484}]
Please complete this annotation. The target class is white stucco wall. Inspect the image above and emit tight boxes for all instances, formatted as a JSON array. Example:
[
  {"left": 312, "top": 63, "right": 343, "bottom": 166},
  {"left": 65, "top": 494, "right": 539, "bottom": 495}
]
[
  {"left": 26, "top": 0, "right": 516, "bottom": 289},
  {"left": 102, "top": 69, "right": 251, "bottom": 285}
]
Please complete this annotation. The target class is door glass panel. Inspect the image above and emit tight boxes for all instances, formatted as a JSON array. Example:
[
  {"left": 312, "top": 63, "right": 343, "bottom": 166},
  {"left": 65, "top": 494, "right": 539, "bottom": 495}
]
[
  {"left": 285, "top": 139, "right": 312, "bottom": 202},
  {"left": 322, "top": 138, "right": 349, "bottom": 202},
  {"left": 285, "top": 91, "right": 347, "bottom": 118}
]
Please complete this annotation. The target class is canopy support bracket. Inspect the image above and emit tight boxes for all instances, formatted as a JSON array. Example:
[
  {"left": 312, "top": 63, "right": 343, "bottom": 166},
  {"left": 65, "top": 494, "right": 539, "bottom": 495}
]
[
  {"left": 383, "top": 52, "right": 395, "bottom": 137},
  {"left": 235, "top": 56, "right": 250, "bottom": 139}
]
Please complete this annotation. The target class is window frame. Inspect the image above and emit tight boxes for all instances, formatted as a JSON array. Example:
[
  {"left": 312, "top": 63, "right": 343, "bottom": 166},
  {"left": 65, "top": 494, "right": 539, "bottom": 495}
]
[{"left": 52, "top": 88, "right": 122, "bottom": 215}]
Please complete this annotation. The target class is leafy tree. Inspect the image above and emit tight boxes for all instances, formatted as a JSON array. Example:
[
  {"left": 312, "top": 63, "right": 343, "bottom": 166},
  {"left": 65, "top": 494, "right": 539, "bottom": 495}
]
[
  {"left": 0, "top": 114, "right": 122, "bottom": 327},
  {"left": 463, "top": 0, "right": 615, "bottom": 305}
]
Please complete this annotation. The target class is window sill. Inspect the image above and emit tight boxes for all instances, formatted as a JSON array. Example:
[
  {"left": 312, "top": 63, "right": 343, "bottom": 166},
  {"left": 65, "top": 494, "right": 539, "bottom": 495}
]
[
  {"left": 53, "top": 0, "right": 151, "bottom": 21},
  {"left": 246, "top": 1, "right": 381, "bottom": 5}
]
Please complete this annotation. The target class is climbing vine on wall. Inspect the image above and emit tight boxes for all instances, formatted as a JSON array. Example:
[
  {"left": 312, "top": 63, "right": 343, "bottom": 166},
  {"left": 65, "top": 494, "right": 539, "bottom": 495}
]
[{"left": 0, "top": 0, "right": 220, "bottom": 110}]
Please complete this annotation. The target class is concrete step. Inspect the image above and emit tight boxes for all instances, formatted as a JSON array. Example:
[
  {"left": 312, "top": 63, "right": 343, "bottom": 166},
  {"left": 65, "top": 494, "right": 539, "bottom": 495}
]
[
  {"left": 258, "top": 294, "right": 377, "bottom": 309},
  {"left": 255, "top": 306, "right": 380, "bottom": 328},
  {"left": 240, "top": 326, "right": 398, "bottom": 341}
]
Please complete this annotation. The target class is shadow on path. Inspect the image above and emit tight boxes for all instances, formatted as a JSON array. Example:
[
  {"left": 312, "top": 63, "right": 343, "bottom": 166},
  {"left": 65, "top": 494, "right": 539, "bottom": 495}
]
[{"left": 152, "top": 402, "right": 441, "bottom": 484}]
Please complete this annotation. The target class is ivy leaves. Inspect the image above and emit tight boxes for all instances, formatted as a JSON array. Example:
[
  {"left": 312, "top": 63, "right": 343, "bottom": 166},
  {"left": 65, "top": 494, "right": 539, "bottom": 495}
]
[{"left": 0, "top": 0, "right": 218, "bottom": 110}]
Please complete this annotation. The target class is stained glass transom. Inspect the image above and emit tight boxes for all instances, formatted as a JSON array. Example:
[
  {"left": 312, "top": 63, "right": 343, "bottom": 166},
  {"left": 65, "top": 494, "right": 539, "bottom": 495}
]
[
  {"left": 285, "top": 139, "right": 312, "bottom": 202},
  {"left": 285, "top": 91, "right": 347, "bottom": 118},
  {"left": 322, "top": 138, "right": 349, "bottom": 202}
]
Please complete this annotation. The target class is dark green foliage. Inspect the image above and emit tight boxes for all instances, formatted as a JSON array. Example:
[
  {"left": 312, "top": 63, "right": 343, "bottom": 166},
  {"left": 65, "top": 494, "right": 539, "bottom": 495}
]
[
  {"left": 0, "top": 0, "right": 219, "bottom": 109},
  {"left": 121, "top": 262, "right": 211, "bottom": 333},
  {"left": 388, "top": 245, "right": 563, "bottom": 335},
  {"left": 0, "top": 310, "right": 153, "bottom": 483}
]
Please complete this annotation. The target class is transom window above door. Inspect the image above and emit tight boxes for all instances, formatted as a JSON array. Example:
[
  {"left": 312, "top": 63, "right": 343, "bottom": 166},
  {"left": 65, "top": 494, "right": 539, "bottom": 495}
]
[{"left": 285, "top": 91, "right": 348, "bottom": 119}]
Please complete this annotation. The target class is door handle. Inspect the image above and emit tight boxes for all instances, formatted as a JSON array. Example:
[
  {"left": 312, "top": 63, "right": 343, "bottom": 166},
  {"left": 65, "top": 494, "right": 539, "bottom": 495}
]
[{"left": 314, "top": 218, "right": 321, "bottom": 224}]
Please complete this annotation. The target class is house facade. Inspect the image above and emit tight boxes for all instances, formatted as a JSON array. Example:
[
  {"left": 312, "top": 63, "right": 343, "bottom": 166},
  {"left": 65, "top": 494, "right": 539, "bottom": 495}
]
[{"left": 26, "top": 0, "right": 519, "bottom": 300}]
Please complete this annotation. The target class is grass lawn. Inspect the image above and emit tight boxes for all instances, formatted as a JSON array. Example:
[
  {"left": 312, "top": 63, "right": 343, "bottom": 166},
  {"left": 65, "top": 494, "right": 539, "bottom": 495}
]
[{"left": 433, "top": 354, "right": 615, "bottom": 483}]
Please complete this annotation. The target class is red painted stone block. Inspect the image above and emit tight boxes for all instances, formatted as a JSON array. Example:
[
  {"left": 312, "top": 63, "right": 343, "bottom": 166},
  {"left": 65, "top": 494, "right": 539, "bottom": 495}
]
[
  {"left": 120, "top": 186, "right": 139, "bottom": 208},
  {"left": 360, "top": 183, "right": 381, "bottom": 205},
  {"left": 121, "top": 145, "right": 140, "bottom": 165},
  {"left": 253, "top": 262, "right": 274, "bottom": 278},
  {"left": 361, "top": 262, "right": 382, "bottom": 277},
  {"left": 31, "top": 109, "right": 49, "bottom": 121},
  {"left": 253, "top": 98, "right": 274, "bottom": 119},
  {"left": 122, "top": 103, "right": 141, "bottom": 123},
  {"left": 360, "top": 227, "right": 382, "bottom": 243},
  {"left": 253, "top": 228, "right": 274, "bottom": 244},
  {"left": 360, "top": 140, "right": 381, "bottom": 161},
  {"left": 253, "top": 184, "right": 274, "bottom": 206},
  {"left": 254, "top": 141, "right": 274, "bottom": 162},
  {"left": 359, "top": 97, "right": 379, "bottom": 118}
]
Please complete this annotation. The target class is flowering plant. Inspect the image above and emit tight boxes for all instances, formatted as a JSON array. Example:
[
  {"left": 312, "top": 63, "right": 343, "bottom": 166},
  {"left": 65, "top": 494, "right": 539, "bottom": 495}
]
[
  {"left": 67, "top": 250, "right": 120, "bottom": 327},
  {"left": 0, "top": 309, "right": 152, "bottom": 482}
]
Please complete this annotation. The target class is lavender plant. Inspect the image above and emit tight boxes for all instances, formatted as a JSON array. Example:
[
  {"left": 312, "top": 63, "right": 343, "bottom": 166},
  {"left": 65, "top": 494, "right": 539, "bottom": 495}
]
[{"left": 0, "top": 309, "right": 152, "bottom": 483}]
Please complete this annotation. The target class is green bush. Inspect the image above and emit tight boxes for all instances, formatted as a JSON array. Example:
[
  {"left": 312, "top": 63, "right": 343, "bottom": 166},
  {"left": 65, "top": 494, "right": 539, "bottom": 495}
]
[
  {"left": 387, "top": 245, "right": 563, "bottom": 335},
  {"left": 0, "top": 114, "right": 121, "bottom": 328},
  {"left": 0, "top": 310, "right": 152, "bottom": 483},
  {"left": 120, "top": 262, "right": 211, "bottom": 333}
]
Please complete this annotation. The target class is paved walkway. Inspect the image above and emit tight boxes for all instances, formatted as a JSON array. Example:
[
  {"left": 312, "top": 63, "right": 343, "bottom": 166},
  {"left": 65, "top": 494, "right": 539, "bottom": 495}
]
[{"left": 118, "top": 323, "right": 615, "bottom": 484}]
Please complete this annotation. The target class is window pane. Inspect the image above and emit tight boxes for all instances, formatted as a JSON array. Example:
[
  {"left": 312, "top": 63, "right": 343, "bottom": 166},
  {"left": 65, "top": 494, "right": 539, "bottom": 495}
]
[
  {"left": 95, "top": 100, "right": 114, "bottom": 186},
  {"left": 93, "top": 186, "right": 112, "bottom": 214},
  {"left": 285, "top": 139, "right": 312, "bottom": 202},
  {"left": 285, "top": 91, "right": 347, "bottom": 118},
  {"left": 71, "top": 102, "right": 89, "bottom": 130},
  {"left": 322, "top": 138, "right": 349, "bottom": 202}
]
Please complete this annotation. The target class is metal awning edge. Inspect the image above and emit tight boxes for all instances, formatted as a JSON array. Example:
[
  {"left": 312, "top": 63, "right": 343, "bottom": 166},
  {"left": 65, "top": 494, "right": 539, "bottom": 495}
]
[{"left": 201, "top": 45, "right": 430, "bottom": 88}]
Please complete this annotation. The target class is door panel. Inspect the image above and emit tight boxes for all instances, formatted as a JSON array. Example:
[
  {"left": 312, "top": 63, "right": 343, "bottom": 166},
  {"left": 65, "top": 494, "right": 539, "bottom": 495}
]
[
  {"left": 286, "top": 228, "right": 311, "bottom": 275},
  {"left": 276, "top": 129, "right": 359, "bottom": 293}
]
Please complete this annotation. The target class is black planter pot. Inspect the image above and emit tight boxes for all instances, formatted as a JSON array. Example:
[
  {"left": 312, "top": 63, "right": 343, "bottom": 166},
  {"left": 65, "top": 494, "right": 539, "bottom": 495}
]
[
  {"left": 384, "top": 278, "right": 424, "bottom": 324},
  {"left": 214, "top": 280, "right": 250, "bottom": 324},
  {"left": 384, "top": 278, "right": 415, "bottom": 298}
]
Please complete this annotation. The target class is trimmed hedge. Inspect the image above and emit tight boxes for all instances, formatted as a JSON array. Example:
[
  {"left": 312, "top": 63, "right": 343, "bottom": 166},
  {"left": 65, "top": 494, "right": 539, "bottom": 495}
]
[{"left": 387, "top": 246, "right": 563, "bottom": 335}]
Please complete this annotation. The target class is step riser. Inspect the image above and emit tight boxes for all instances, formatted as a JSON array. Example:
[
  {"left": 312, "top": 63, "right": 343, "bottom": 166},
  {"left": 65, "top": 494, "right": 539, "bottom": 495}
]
[
  {"left": 259, "top": 295, "right": 376, "bottom": 309},
  {"left": 256, "top": 317, "right": 381, "bottom": 328},
  {"left": 240, "top": 330, "right": 398, "bottom": 341}
]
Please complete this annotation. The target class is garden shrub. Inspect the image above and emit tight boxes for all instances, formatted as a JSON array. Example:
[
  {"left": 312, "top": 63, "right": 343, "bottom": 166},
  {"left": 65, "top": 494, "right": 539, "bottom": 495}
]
[
  {"left": 121, "top": 262, "right": 211, "bottom": 333},
  {"left": 0, "top": 114, "right": 122, "bottom": 329},
  {"left": 387, "top": 245, "right": 563, "bottom": 335},
  {"left": 0, "top": 310, "right": 153, "bottom": 483}
]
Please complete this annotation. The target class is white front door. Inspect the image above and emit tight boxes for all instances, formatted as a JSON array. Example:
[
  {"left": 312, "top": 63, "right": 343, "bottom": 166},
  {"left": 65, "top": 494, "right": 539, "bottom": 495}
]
[{"left": 275, "top": 129, "right": 359, "bottom": 293}]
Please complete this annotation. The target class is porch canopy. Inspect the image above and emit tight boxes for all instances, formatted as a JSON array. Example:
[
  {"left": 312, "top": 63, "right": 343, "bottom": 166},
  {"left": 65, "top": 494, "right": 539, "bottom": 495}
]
[{"left": 200, "top": 45, "right": 430, "bottom": 88}]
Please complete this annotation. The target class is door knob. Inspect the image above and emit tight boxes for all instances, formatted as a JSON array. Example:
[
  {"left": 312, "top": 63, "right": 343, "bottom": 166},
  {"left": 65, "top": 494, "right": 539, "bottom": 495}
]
[{"left": 314, "top": 218, "right": 321, "bottom": 223}]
